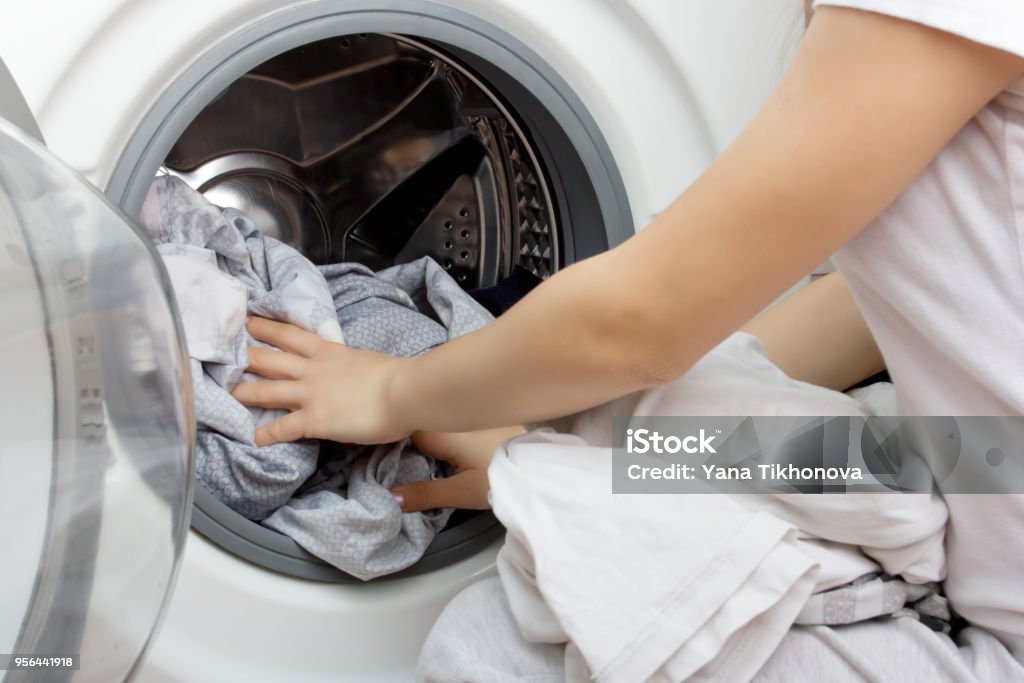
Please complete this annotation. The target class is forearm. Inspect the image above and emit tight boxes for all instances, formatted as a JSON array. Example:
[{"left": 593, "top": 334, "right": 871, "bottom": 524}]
[
  {"left": 742, "top": 271, "right": 884, "bottom": 390},
  {"left": 390, "top": 172, "right": 851, "bottom": 435},
  {"left": 389, "top": 7, "right": 1023, "bottom": 434},
  {"left": 391, "top": 251, "right": 666, "bottom": 433},
  {"left": 390, "top": 196, "right": 850, "bottom": 435}
]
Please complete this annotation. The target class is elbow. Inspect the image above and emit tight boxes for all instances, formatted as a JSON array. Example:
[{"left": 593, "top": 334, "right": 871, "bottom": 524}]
[
  {"left": 583, "top": 290, "right": 695, "bottom": 388},
  {"left": 555, "top": 250, "right": 700, "bottom": 389},
  {"left": 631, "top": 337, "right": 694, "bottom": 387}
]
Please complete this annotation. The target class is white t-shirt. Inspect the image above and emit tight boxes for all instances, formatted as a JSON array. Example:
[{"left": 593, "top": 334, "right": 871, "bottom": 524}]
[{"left": 816, "top": 0, "right": 1024, "bottom": 662}]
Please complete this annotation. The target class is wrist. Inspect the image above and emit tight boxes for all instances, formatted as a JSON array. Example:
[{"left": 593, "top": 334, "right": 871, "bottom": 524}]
[{"left": 384, "top": 355, "right": 422, "bottom": 437}]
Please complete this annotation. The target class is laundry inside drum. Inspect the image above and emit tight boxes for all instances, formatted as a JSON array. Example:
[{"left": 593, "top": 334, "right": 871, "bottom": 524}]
[
  {"left": 164, "top": 32, "right": 559, "bottom": 288},
  {"left": 159, "top": 32, "right": 564, "bottom": 581}
]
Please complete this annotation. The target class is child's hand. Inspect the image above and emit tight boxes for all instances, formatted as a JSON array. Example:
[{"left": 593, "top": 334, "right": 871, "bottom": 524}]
[
  {"left": 232, "top": 317, "right": 412, "bottom": 446},
  {"left": 391, "top": 427, "right": 526, "bottom": 512}
]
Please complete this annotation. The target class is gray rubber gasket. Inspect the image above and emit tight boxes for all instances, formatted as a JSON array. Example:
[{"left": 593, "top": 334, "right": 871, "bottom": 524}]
[{"left": 105, "top": 0, "right": 632, "bottom": 582}]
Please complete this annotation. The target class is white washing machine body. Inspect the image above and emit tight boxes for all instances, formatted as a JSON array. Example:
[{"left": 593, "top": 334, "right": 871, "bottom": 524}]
[{"left": 0, "top": 1, "right": 800, "bottom": 681}]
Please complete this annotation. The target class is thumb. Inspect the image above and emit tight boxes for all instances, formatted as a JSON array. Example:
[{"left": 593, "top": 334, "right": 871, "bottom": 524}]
[{"left": 391, "top": 469, "right": 490, "bottom": 512}]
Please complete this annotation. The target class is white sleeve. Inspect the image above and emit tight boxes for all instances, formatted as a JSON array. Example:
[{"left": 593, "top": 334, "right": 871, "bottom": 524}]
[{"left": 814, "top": 0, "right": 1024, "bottom": 60}]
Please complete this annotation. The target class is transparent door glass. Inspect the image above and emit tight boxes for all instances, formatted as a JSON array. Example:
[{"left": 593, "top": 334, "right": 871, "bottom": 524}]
[{"left": 0, "top": 118, "right": 193, "bottom": 683}]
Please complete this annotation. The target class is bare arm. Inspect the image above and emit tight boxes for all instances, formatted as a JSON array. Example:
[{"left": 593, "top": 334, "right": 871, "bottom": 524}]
[
  {"left": 390, "top": 272, "right": 882, "bottom": 512},
  {"left": 235, "top": 8, "right": 1023, "bottom": 446},
  {"left": 742, "top": 271, "right": 884, "bottom": 391},
  {"left": 384, "top": 8, "right": 1021, "bottom": 433}
]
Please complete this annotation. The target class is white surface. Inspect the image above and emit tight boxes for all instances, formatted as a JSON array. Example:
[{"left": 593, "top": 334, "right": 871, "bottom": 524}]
[
  {"left": 0, "top": 1, "right": 798, "bottom": 680},
  {"left": 0, "top": 0, "right": 797, "bottom": 226},
  {"left": 135, "top": 533, "right": 500, "bottom": 683},
  {"left": 0, "top": 193, "right": 54, "bottom": 657}
]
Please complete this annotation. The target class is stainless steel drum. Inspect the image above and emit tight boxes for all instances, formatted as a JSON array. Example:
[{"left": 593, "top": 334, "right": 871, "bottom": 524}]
[{"left": 164, "top": 34, "right": 559, "bottom": 288}]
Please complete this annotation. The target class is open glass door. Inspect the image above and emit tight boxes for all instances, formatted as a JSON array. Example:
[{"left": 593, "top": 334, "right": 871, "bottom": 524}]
[{"left": 0, "top": 62, "right": 193, "bottom": 682}]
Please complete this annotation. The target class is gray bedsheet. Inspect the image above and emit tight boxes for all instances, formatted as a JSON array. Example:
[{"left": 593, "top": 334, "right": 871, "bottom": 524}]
[{"left": 141, "top": 176, "right": 493, "bottom": 580}]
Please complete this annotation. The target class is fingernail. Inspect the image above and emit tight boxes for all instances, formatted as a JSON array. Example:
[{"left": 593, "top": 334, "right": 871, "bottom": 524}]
[{"left": 391, "top": 490, "right": 405, "bottom": 507}]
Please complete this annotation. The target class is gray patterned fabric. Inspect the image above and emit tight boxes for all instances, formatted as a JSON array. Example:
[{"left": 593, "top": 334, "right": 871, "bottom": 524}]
[
  {"left": 796, "top": 573, "right": 950, "bottom": 633},
  {"left": 141, "top": 176, "right": 493, "bottom": 580}
]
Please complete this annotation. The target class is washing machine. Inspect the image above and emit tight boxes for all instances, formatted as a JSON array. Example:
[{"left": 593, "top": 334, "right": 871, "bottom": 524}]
[{"left": 0, "top": 1, "right": 799, "bottom": 681}]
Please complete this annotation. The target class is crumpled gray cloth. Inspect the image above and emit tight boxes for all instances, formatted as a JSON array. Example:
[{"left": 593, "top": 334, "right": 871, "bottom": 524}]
[{"left": 141, "top": 175, "right": 493, "bottom": 580}]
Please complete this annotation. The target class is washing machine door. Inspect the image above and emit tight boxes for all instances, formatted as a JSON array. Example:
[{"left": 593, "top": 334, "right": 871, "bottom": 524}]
[{"left": 0, "top": 63, "right": 194, "bottom": 682}]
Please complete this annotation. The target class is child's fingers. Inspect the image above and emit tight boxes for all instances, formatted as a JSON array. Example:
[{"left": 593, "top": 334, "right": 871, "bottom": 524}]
[
  {"left": 231, "top": 379, "right": 304, "bottom": 410},
  {"left": 246, "top": 317, "right": 321, "bottom": 357},
  {"left": 246, "top": 346, "right": 306, "bottom": 380},
  {"left": 391, "top": 469, "right": 490, "bottom": 512},
  {"left": 253, "top": 410, "right": 311, "bottom": 447}
]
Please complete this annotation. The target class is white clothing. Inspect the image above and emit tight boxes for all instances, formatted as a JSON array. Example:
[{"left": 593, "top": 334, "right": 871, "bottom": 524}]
[
  {"left": 418, "top": 576, "right": 1023, "bottom": 683},
  {"left": 161, "top": 252, "right": 247, "bottom": 364},
  {"left": 819, "top": 0, "right": 1024, "bottom": 660},
  {"left": 483, "top": 334, "right": 946, "bottom": 683}
]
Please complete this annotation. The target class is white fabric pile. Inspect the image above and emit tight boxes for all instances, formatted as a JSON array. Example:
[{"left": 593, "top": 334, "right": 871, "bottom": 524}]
[{"left": 488, "top": 333, "right": 947, "bottom": 682}]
